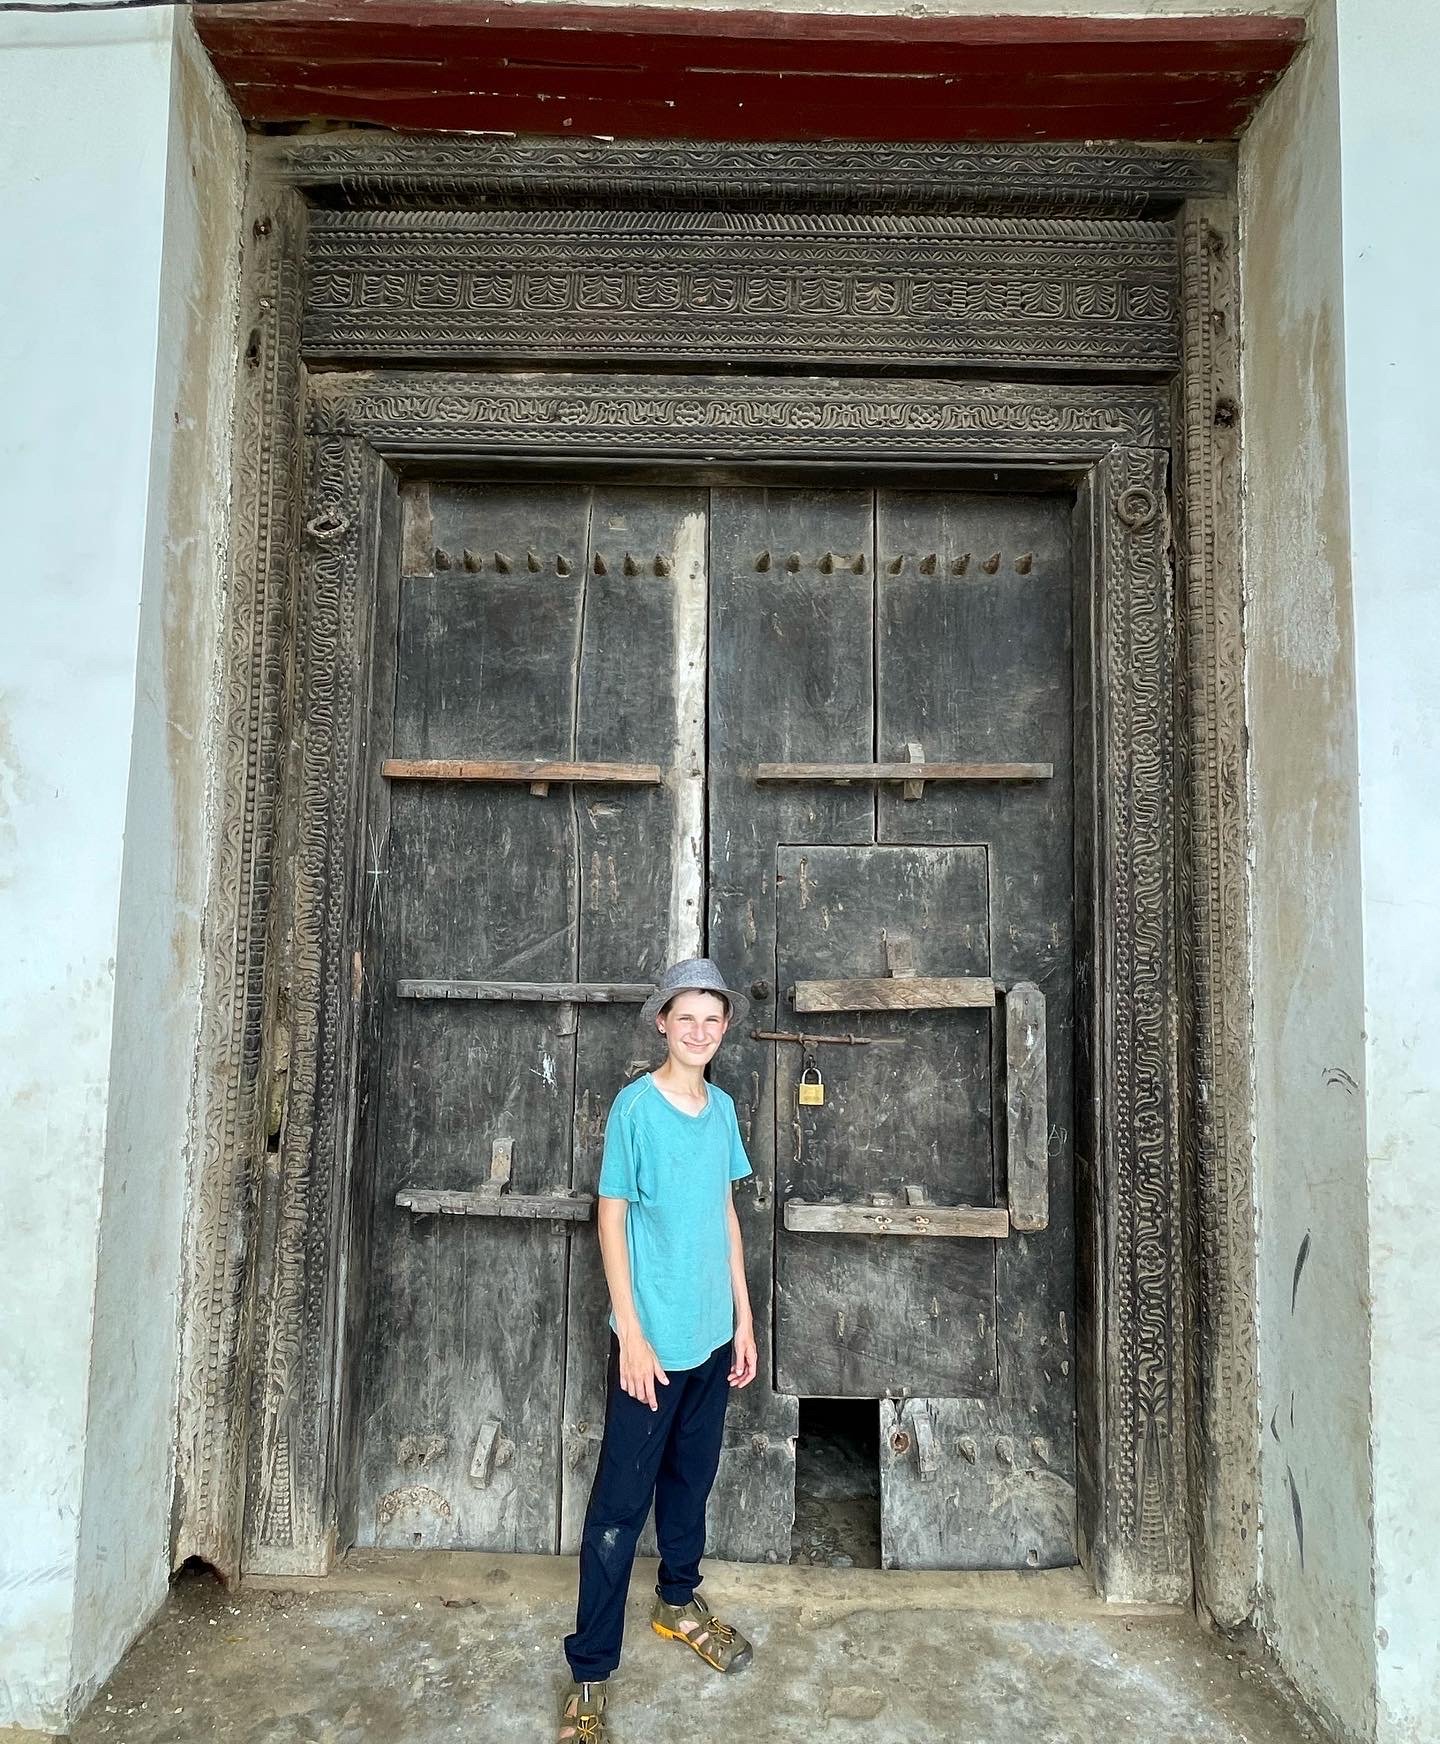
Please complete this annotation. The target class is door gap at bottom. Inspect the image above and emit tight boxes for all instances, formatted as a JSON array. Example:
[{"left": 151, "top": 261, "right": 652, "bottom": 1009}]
[{"left": 790, "top": 1397, "right": 881, "bottom": 1570}]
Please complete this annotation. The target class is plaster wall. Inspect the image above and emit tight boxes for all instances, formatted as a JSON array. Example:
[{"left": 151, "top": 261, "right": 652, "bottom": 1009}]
[
  {"left": 0, "top": 7, "right": 242, "bottom": 1733},
  {"left": 1239, "top": 5, "right": 1375, "bottom": 1739},
  {"left": 1333, "top": 4, "right": 1440, "bottom": 1738}
]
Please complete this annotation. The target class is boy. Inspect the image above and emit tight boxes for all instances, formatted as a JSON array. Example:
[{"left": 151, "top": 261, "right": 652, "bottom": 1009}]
[{"left": 559, "top": 958, "right": 758, "bottom": 1742}]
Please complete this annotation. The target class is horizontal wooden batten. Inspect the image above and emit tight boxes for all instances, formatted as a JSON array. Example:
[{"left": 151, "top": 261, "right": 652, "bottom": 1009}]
[
  {"left": 784, "top": 1200, "right": 1010, "bottom": 1239},
  {"left": 382, "top": 758, "right": 661, "bottom": 785},
  {"left": 757, "top": 761, "right": 1052, "bottom": 785},
  {"left": 793, "top": 976, "right": 995, "bottom": 1014},
  {"left": 398, "top": 979, "right": 651, "bottom": 1003},
  {"left": 195, "top": 4, "right": 1303, "bottom": 143},
  {"left": 396, "top": 1187, "right": 594, "bottom": 1221}
]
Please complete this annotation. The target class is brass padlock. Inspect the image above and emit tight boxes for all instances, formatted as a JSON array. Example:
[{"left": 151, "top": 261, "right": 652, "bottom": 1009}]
[{"left": 798, "top": 1061, "right": 825, "bottom": 1107}]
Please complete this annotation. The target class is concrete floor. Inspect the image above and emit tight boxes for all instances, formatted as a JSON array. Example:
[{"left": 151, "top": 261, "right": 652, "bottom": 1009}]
[{"left": 47, "top": 1555, "right": 1323, "bottom": 1744}]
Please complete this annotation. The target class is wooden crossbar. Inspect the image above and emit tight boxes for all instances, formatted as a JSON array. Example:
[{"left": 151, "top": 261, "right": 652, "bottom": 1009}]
[
  {"left": 756, "top": 762, "right": 1051, "bottom": 784},
  {"left": 398, "top": 980, "right": 651, "bottom": 1003},
  {"left": 382, "top": 759, "right": 661, "bottom": 785}
]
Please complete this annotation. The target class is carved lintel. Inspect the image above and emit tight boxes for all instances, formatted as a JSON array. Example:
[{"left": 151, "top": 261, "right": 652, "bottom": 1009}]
[
  {"left": 303, "top": 208, "right": 1182, "bottom": 374},
  {"left": 308, "top": 371, "right": 1170, "bottom": 458},
  {"left": 263, "top": 134, "right": 1232, "bottom": 218}
]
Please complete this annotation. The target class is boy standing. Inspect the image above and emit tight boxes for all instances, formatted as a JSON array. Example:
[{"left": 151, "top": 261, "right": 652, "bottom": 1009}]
[{"left": 559, "top": 958, "right": 758, "bottom": 1742}]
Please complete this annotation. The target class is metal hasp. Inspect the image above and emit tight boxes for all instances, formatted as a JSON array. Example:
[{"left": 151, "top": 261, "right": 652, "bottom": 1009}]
[{"left": 396, "top": 1138, "right": 594, "bottom": 1223}]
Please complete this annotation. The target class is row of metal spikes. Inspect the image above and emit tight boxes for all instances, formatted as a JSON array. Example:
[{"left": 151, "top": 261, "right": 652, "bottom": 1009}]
[
  {"left": 431, "top": 546, "right": 1035, "bottom": 577},
  {"left": 433, "top": 548, "right": 672, "bottom": 576},
  {"left": 756, "top": 549, "right": 1036, "bottom": 575}
]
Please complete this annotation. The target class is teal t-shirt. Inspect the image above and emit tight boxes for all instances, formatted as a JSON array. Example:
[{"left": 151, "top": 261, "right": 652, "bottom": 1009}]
[{"left": 597, "top": 1073, "right": 753, "bottom": 1371}]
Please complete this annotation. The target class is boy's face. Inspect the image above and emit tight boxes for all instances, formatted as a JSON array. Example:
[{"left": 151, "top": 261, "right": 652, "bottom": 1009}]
[{"left": 657, "top": 990, "right": 730, "bottom": 1068}]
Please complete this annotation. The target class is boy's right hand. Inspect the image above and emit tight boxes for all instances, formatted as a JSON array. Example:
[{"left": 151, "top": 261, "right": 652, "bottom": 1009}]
[{"left": 618, "top": 1335, "right": 670, "bottom": 1411}]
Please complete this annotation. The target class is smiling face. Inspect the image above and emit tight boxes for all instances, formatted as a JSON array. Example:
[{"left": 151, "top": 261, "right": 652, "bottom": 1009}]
[{"left": 656, "top": 988, "right": 731, "bottom": 1068}]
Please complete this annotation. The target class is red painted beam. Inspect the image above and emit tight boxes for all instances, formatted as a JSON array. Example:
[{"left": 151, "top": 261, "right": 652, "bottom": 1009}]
[{"left": 194, "top": 3, "right": 1305, "bottom": 142}]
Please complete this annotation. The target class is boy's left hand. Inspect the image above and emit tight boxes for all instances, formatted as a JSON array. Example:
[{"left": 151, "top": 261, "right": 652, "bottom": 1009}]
[{"left": 728, "top": 1323, "right": 757, "bottom": 1388}]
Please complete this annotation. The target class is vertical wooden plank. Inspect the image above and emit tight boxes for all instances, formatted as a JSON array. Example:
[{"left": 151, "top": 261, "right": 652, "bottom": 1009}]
[
  {"left": 559, "top": 486, "right": 707, "bottom": 1554},
  {"left": 774, "top": 844, "right": 998, "bottom": 1399},
  {"left": 875, "top": 488, "right": 1077, "bottom": 1569},
  {"left": 880, "top": 1397, "right": 1076, "bottom": 1570},
  {"left": 708, "top": 487, "right": 874, "bottom": 1552},
  {"left": 354, "top": 483, "right": 588, "bottom": 1552},
  {"left": 1006, "top": 981, "right": 1049, "bottom": 1233},
  {"left": 335, "top": 467, "right": 405, "bottom": 1552}
]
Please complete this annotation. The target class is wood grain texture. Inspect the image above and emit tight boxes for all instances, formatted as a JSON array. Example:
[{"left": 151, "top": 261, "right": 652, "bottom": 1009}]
[
  {"left": 785, "top": 1202, "right": 1010, "bottom": 1240},
  {"left": 873, "top": 488, "right": 1077, "bottom": 1560},
  {"left": 880, "top": 1397, "right": 1077, "bottom": 1570},
  {"left": 397, "top": 980, "right": 649, "bottom": 1003},
  {"left": 757, "top": 762, "right": 1051, "bottom": 784},
  {"left": 707, "top": 487, "right": 879, "bottom": 1546},
  {"left": 793, "top": 975, "right": 996, "bottom": 1013},
  {"left": 354, "top": 482, "right": 591, "bottom": 1552},
  {"left": 381, "top": 759, "right": 661, "bottom": 784},
  {"left": 196, "top": 3, "right": 1302, "bottom": 142},
  {"left": 395, "top": 1188, "right": 593, "bottom": 1221},
  {"left": 1005, "top": 982, "right": 1049, "bottom": 1233}
]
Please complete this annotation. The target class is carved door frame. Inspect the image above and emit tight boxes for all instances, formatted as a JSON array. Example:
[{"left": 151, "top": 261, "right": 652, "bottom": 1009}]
[{"left": 175, "top": 137, "right": 1255, "bottom": 1623}]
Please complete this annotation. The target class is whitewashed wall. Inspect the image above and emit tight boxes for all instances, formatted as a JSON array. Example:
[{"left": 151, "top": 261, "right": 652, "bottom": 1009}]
[
  {"left": 1241, "top": 9, "right": 1375, "bottom": 1736},
  {"left": 0, "top": 8, "right": 242, "bottom": 1733},
  {"left": 1334, "top": 3, "right": 1440, "bottom": 1738},
  {"left": 1244, "top": 2, "right": 1440, "bottom": 1739}
]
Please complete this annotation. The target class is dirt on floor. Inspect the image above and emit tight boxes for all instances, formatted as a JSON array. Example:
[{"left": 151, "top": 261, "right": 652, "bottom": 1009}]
[{"left": 50, "top": 1556, "right": 1326, "bottom": 1744}]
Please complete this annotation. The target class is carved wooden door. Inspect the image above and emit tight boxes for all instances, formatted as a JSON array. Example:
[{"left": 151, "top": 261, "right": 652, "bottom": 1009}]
[{"left": 352, "top": 480, "right": 1076, "bottom": 1571}]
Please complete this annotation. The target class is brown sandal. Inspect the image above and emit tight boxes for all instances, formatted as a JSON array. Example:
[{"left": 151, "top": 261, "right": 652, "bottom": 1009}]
[
  {"left": 651, "top": 1596, "right": 753, "bottom": 1673},
  {"left": 558, "top": 1679, "right": 609, "bottom": 1741}
]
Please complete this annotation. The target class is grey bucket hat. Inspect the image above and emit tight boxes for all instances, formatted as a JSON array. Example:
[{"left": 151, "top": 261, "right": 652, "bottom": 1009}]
[{"left": 640, "top": 957, "right": 751, "bottom": 1031}]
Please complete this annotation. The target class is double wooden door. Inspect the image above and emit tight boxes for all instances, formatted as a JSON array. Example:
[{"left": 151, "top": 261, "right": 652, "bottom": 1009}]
[{"left": 352, "top": 479, "right": 1077, "bottom": 1569}]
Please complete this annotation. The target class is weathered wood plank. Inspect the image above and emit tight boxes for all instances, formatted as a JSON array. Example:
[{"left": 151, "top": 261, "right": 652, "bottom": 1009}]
[
  {"left": 1006, "top": 981, "right": 1049, "bottom": 1232},
  {"left": 381, "top": 758, "right": 662, "bottom": 785},
  {"left": 880, "top": 1397, "right": 1077, "bottom": 1570},
  {"left": 793, "top": 975, "right": 995, "bottom": 1012},
  {"left": 397, "top": 979, "right": 649, "bottom": 1003},
  {"left": 561, "top": 486, "right": 709, "bottom": 1557},
  {"left": 756, "top": 761, "right": 1052, "bottom": 783},
  {"left": 396, "top": 1188, "right": 594, "bottom": 1221},
  {"left": 874, "top": 488, "right": 1076, "bottom": 1563},
  {"left": 354, "top": 482, "right": 591, "bottom": 1554},
  {"left": 785, "top": 1200, "right": 1010, "bottom": 1239},
  {"left": 708, "top": 487, "right": 876, "bottom": 1530}
]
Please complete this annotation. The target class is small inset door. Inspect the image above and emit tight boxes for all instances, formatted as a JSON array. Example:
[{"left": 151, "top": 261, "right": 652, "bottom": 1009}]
[{"left": 774, "top": 843, "right": 997, "bottom": 1400}]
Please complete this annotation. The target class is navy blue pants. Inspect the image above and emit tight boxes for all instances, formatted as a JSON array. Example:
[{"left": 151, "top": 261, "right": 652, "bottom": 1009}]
[{"left": 564, "top": 1333, "right": 732, "bottom": 1682}]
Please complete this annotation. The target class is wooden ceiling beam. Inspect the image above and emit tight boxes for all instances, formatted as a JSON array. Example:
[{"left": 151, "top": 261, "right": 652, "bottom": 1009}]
[{"left": 195, "top": 3, "right": 1305, "bottom": 142}]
